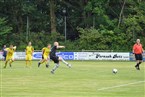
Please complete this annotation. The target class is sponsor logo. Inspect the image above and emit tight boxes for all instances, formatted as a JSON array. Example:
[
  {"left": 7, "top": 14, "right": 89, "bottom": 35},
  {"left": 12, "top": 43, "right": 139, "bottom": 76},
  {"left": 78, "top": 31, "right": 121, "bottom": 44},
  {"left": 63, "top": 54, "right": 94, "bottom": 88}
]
[
  {"left": 33, "top": 53, "right": 42, "bottom": 58},
  {"left": 113, "top": 54, "right": 122, "bottom": 58},
  {"left": 57, "top": 52, "right": 74, "bottom": 60},
  {"left": 96, "top": 54, "right": 112, "bottom": 58},
  {"left": 95, "top": 54, "right": 123, "bottom": 59}
]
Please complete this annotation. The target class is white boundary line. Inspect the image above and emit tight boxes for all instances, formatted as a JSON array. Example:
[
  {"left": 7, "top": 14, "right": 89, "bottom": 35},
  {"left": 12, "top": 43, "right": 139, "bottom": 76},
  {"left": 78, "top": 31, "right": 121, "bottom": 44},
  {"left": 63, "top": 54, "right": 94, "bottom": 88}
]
[
  {"left": 98, "top": 80, "right": 145, "bottom": 91},
  {"left": 0, "top": 60, "right": 2, "bottom": 97}
]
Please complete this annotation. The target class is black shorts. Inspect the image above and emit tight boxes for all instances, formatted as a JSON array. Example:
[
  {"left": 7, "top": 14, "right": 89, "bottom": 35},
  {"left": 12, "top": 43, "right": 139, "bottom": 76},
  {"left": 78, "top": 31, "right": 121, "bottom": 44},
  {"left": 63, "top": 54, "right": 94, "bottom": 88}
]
[
  {"left": 50, "top": 56, "right": 59, "bottom": 63},
  {"left": 3, "top": 54, "right": 6, "bottom": 60},
  {"left": 135, "top": 54, "right": 143, "bottom": 60}
]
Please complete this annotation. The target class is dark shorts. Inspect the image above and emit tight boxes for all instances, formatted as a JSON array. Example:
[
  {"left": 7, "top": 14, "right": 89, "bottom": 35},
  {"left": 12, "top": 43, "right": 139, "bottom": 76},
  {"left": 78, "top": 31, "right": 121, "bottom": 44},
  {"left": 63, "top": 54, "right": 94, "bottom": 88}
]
[
  {"left": 135, "top": 54, "right": 143, "bottom": 60},
  {"left": 50, "top": 56, "right": 59, "bottom": 63},
  {"left": 3, "top": 54, "right": 6, "bottom": 58},
  {"left": 3, "top": 55, "right": 6, "bottom": 61}
]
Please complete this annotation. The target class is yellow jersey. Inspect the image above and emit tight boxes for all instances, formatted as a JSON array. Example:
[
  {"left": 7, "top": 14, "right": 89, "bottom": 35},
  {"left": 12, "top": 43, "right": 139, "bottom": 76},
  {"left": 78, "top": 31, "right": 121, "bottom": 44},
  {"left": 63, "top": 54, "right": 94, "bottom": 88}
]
[
  {"left": 6, "top": 48, "right": 15, "bottom": 57},
  {"left": 26, "top": 46, "right": 34, "bottom": 55},
  {"left": 42, "top": 47, "right": 51, "bottom": 56}
]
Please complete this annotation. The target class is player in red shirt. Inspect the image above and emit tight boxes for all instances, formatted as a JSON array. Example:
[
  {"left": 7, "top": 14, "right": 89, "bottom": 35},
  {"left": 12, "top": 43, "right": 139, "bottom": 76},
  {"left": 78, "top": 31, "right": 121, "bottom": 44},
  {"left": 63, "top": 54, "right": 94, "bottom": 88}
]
[{"left": 133, "top": 39, "right": 144, "bottom": 70}]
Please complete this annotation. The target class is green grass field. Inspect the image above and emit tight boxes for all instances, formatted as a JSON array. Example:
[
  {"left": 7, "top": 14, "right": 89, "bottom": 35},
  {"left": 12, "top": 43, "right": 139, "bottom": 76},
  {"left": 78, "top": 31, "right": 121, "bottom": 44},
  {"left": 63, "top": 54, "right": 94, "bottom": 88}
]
[{"left": 0, "top": 61, "right": 145, "bottom": 97}]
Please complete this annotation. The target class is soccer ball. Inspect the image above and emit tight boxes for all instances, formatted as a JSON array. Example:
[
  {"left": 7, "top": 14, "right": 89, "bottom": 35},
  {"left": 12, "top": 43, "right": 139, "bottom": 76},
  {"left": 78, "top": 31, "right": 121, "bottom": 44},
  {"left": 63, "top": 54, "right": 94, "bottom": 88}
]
[{"left": 112, "top": 69, "right": 118, "bottom": 74}]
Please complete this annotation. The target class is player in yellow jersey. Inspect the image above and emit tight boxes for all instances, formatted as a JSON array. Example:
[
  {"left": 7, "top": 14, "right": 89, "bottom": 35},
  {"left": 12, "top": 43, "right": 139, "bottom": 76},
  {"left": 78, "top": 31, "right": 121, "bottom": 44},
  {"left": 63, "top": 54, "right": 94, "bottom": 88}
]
[
  {"left": 38, "top": 44, "right": 51, "bottom": 68},
  {"left": 4, "top": 44, "right": 16, "bottom": 68},
  {"left": 25, "top": 42, "right": 34, "bottom": 67}
]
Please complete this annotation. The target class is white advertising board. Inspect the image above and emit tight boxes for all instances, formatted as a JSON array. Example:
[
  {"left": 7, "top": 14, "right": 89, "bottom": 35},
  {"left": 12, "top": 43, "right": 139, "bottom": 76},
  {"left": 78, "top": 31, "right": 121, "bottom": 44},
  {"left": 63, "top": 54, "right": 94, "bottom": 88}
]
[
  {"left": 14, "top": 52, "right": 25, "bottom": 60},
  {"left": 74, "top": 52, "right": 129, "bottom": 60},
  {"left": 0, "top": 52, "right": 3, "bottom": 59}
]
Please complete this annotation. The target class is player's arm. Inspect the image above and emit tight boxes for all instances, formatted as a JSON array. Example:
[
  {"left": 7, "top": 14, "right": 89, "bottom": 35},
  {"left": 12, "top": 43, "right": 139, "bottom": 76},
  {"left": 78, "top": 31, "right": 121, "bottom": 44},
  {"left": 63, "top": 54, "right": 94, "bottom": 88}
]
[
  {"left": 56, "top": 46, "right": 65, "bottom": 49},
  {"left": 32, "top": 47, "right": 34, "bottom": 54},
  {"left": 13, "top": 46, "right": 17, "bottom": 51},
  {"left": 4, "top": 48, "right": 8, "bottom": 51},
  {"left": 132, "top": 45, "right": 135, "bottom": 54},
  {"left": 25, "top": 47, "right": 27, "bottom": 55},
  {"left": 4, "top": 48, "right": 9, "bottom": 54},
  {"left": 4, "top": 48, "right": 7, "bottom": 51},
  {"left": 132, "top": 50, "right": 135, "bottom": 54},
  {"left": 142, "top": 48, "right": 144, "bottom": 53}
]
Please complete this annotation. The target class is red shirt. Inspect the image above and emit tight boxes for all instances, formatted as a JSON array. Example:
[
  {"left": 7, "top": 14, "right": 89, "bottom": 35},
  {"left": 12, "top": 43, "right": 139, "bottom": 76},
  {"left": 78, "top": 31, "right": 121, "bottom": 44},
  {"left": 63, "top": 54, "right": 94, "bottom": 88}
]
[{"left": 133, "top": 43, "right": 143, "bottom": 54}]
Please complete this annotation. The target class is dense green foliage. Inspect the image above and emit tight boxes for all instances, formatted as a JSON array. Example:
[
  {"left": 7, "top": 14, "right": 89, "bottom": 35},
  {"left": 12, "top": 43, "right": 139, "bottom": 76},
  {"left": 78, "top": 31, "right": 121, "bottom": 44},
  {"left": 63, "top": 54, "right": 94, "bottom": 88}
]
[
  {"left": 0, "top": 18, "right": 12, "bottom": 45},
  {"left": 0, "top": 0, "right": 145, "bottom": 51}
]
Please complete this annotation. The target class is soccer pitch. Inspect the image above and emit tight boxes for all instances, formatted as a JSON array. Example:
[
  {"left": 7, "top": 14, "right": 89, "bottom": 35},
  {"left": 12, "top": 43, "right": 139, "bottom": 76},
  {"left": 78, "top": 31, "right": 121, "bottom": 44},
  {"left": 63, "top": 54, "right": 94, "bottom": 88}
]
[{"left": 0, "top": 61, "right": 145, "bottom": 97}]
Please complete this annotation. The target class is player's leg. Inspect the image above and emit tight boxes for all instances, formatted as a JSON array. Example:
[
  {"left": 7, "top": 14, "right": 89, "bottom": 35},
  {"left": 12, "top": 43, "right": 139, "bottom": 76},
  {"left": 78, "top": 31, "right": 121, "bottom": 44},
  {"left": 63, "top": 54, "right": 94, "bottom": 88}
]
[
  {"left": 135, "top": 54, "right": 142, "bottom": 70},
  {"left": 135, "top": 54, "right": 140, "bottom": 70},
  {"left": 51, "top": 63, "right": 59, "bottom": 74},
  {"left": 9, "top": 57, "right": 14, "bottom": 67},
  {"left": 9, "top": 60, "right": 13, "bottom": 67},
  {"left": 135, "top": 60, "right": 140, "bottom": 70},
  {"left": 138, "top": 60, "right": 142, "bottom": 67},
  {"left": 26, "top": 55, "right": 29, "bottom": 67},
  {"left": 38, "top": 59, "right": 45, "bottom": 67},
  {"left": 4, "top": 59, "right": 9, "bottom": 68},
  {"left": 43, "top": 56, "right": 49, "bottom": 68},
  {"left": 4, "top": 61, "right": 8, "bottom": 68},
  {"left": 3, "top": 54, "right": 6, "bottom": 61},
  {"left": 45, "top": 60, "right": 49, "bottom": 68},
  {"left": 45, "top": 56, "right": 51, "bottom": 68},
  {"left": 28, "top": 55, "right": 32, "bottom": 67},
  {"left": 26, "top": 60, "right": 28, "bottom": 67},
  {"left": 38, "top": 60, "right": 41, "bottom": 67},
  {"left": 4, "top": 56, "right": 10, "bottom": 68},
  {"left": 138, "top": 54, "right": 143, "bottom": 69},
  {"left": 135, "top": 61, "right": 140, "bottom": 70},
  {"left": 38, "top": 55, "right": 46, "bottom": 67},
  {"left": 51, "top": 56, "right": 59, "bottom": 74},
  {"left": 59, "top": 57, "right": 71, "bottom": 68},
  {"left": 38, "top": 56, "right": 44, "bottom": 67}
]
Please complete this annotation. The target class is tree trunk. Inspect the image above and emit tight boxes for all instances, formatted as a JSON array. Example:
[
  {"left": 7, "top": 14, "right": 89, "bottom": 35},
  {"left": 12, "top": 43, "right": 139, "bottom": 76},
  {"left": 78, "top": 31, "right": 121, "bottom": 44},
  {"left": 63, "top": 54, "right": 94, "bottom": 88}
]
[
  {"left": 80, "top": 0, "right": 88, "bottom": 28},
  {"left": 18, "top": 16, "right": 23, "bottom": 33},
  {"left": 118, "top": 0, "right": 126, "bottom": 28},
  {"left": 50, "top": 0, "right": 56, "bottom": 33}
]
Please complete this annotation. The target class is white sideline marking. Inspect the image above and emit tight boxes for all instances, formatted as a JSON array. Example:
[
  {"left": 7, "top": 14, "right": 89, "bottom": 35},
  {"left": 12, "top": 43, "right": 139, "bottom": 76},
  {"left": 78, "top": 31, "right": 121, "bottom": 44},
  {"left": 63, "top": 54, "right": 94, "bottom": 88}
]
[{"left": 98, "top": 80, "right": 145, "bottom": 91}]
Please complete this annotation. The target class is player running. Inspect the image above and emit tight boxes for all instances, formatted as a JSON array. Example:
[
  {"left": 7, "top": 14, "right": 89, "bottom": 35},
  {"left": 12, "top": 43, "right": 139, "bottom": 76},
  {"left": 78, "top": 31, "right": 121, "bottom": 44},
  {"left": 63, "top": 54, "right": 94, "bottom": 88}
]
[
  {"left": 38, "top": 44, "right": 51, "bottom": 68},
  {"left": 25, "top": 42, "right": 34, "bottom": 67},
  {"left": 133, "top": 39, "right": 144, "bottom": 70},
  {"left": 3, "top": 44, "right": 16, "bottom": 68},
  {"left": 50, "top": 42, "right": 71, "bottom": 74},
  {"left": 2, "top": 45, "right": 7, "bottom": 61}
]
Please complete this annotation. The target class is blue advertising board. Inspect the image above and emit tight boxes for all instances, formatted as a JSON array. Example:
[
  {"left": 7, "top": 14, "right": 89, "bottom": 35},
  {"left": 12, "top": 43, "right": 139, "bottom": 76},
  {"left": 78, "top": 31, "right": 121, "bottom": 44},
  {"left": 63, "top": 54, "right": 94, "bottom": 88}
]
[
  {"left": 57, "top": 52, "right": 74, "bottom": 60},
  {"left": 33, "top": 52, "right": 74, "bottom": 60},
  {"left": 33, "top": 52, "right": 42, "bottom": 59}
]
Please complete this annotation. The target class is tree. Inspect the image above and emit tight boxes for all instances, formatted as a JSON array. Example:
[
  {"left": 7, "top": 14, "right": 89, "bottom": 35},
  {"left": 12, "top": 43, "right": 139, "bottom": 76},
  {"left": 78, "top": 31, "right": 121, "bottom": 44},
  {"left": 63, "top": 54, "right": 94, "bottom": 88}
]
[
  {"left": 0, "top": 0, "right": 145, "bottom": 50},
  {"left": 0, "top": 18, "right": 12, "bottom": 45},
  {"left": 78, "top": 27, "right": 113, "bottom": 50},
  {"left": 50, "top": 0, "right": 57, "bottom": 33},
  {"left": 0, "top": 18, "right": 12, "bottom": 35}
]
